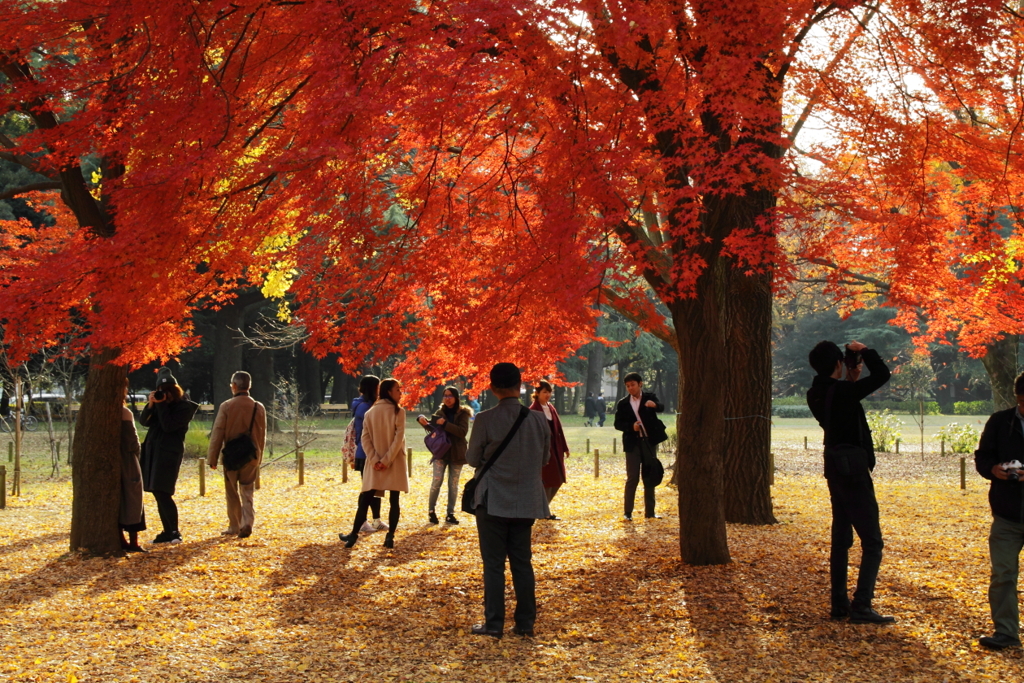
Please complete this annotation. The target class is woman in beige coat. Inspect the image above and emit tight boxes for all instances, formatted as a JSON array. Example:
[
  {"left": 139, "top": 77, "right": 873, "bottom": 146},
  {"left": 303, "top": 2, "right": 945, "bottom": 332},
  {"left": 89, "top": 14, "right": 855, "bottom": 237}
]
[{"left": 340, "top": 378, "right": 408, "bottom": 549}]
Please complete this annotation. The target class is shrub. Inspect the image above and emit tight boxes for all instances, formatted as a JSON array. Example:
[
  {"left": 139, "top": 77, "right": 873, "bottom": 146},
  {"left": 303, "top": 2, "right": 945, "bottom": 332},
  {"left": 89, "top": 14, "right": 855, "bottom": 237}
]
[
  {"left": 184, "top": 424, "right": 210, "bottom": 460},
  {"left": 936, "top": 422, "right": 980, "bottom": 455},
  {"left": 771, "top": 404, "right": 813, "bottom": 418},
  {"left": 866, "top": 410, "right": 903, "bottom": 452},
  {"left": 953, "top": 400, "right": 993, "bottom": 415}
]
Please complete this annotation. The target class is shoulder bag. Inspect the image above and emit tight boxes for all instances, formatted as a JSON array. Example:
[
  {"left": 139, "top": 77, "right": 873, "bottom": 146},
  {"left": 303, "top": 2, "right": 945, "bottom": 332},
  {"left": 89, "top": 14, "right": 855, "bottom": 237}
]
[
  {"left": 461, "top": 405, "right": 529, "bottom": 515},
  {"left": 222, "top": 403, "right": 260, "bottom": 472}
]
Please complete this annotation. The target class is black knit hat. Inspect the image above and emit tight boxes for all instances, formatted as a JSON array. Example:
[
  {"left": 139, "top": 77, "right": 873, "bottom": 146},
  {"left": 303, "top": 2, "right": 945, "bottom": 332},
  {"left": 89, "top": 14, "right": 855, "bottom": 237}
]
[{"left": 155, "top": 366, "right": 178, "bottom": 388}]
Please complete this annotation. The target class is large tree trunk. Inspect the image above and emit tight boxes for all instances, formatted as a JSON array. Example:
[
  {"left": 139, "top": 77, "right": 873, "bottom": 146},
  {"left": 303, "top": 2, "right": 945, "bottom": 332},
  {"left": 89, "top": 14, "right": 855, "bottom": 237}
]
[
  {"left": 585, "top": 341, "right": 605, "bottom": 402},
  {"left": 982, "top": 335, "right": 1019, "bottom": 411},
  {"left": 720, "top": 268, "right": 777, "bottom": 525},
  {"left": 672, "top": 275, "right": 731, "bottom": 565},
  {"left": 296, "top": 347, "right": 322, "bottom": 413},
  {"left": 69, "top": 349, "right": 127, "bottom": 554}
]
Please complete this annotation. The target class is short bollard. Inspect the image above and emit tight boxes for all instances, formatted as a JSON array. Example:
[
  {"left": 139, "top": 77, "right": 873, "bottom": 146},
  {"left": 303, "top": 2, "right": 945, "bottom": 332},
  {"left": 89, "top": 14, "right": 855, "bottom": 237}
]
[
  {"left": 895, "top": 439, "right": 900, "bottom": 454},
  {"left": 613, "top": 438, "right": 617, "bottom": 455},
  {"left": 0, "top": 465, "right": 5, "bottom": 509},
  {"left": 804, "top": 436, "right": 808, "bottom": 450},
  {"left": 198, "top": 459, "right": 206, "bottom": 497},
  {"left": 941, "top": 439, "right": 945, "bottom": 457},
  {"left": 407, "top": 448, "right": 413, "bottom": 477},
  {"left": 342, "top": 458, "right": 348, "bottom": 484},
  {"left": 594, "top": 449, "right": 600, "bottom": 478},
  {"left": 770, "top": 452, "right": 775, "bottom": 486},
  {"left": 960, "top": 457, "right": 966, "bottom": 490},
  {"left": 298, "top": 451, "right": 305, "bottom": 486},
  {"left": 7, "top": 442, "right": 11, "bottom": 462},
  {"left": 586, "top": 438, "right": 590, "bottom": 454}
]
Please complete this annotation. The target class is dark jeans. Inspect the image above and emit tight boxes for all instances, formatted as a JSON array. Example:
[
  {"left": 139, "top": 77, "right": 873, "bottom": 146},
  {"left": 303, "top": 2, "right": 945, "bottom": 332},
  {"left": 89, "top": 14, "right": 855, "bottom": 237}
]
[
  {"left": 624, "top": 449, "right": 656, "bottom": 517},
  {"left": 354, "top": 460, "right": 382, "bottom": 519},
  {"left": 476, "top": 507, "right": 536, "bottom": 631},
  {"left": 350, "top": 489, "right": 399, "bottom": 536},
  {"left": 152, "top": 491, "right": 178, "bottom": 533},
  {"left": 827, "top": 475, "right": 884, "bottom": 610}
]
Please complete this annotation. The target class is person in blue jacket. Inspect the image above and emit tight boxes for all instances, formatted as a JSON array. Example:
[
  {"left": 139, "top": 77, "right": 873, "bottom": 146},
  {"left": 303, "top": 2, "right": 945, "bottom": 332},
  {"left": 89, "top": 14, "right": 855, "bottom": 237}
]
[{"left": 352, "top": 375, "right": 387, "bottom": 532}]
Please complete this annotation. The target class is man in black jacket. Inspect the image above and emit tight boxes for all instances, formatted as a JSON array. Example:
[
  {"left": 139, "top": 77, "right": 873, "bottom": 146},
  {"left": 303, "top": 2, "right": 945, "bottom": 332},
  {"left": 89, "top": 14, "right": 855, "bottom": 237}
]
[
  {"left": 614, "top": 372, "right": 665, "bottom": 520},
  {"left": 806, "top": 340, "right": 895, "bottom": 624},
  {"left": 974, "top": 373, "right": 1024, "bottom": 650}
]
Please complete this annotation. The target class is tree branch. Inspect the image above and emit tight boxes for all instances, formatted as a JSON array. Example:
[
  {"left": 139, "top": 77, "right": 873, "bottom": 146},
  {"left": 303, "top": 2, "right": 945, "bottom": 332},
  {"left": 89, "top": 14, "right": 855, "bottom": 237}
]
[
  {"left": 599, "top": 286, "right": 678, "bottom": 351},
  {"left": 0, "top": 181, "right": 63, "bottom": 200}
]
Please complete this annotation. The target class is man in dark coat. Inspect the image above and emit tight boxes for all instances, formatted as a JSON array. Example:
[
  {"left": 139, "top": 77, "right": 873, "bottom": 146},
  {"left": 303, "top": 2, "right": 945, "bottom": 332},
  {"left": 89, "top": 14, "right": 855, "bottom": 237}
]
[
  {"left": 583, "top": 392, "right": 597, "bottom": 426},
  {"left": 806, "top": 340, "right": 894, "bottom": 624},
  {"left": 974, "top": 373, "right": 1024, "bottom": 650},
  {"left": 613, "top": 372, "right": 666, "bottom": 520}
]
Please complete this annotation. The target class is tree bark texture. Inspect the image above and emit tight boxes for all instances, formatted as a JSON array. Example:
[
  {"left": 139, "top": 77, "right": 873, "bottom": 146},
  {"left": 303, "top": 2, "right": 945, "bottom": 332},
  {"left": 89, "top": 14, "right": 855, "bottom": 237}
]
[
  {"left": 213, "top": 302, "right": 246, "bottom": 416},
  {"left": 982, "top": 335, "right": 1019, "bottom": 411},
  {"left": 585, "top": 341, "right": 605, "bottom": 403},
  {"left": 296, "top": 348, "right": 322, "bottom": 413},
  {"left": 69, "top": 349, "right": 127, "bottom": 554},
  {"left": 720, "top": 267, "right": 777, "bottom": 525}
]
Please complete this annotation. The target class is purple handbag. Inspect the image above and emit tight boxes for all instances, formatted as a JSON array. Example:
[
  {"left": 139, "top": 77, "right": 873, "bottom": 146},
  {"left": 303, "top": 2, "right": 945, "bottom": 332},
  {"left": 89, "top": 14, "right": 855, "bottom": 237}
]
[{"left": 424, "top": 423, "right": 452, "bottom": 459}]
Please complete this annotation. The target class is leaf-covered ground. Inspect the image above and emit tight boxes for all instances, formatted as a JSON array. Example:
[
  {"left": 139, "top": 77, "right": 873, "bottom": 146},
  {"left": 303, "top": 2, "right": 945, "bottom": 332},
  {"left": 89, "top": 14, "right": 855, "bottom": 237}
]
[{"left": 1, "top": 442, "right": 1021, "bottom": 682}]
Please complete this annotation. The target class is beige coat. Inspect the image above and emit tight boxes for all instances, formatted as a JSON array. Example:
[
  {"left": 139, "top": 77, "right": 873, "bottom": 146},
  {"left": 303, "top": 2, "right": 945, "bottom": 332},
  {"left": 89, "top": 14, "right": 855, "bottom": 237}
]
[
  {"left": 207, "top": 392, "right": 267, "bottom": 485},
  {"left": 360, "top": 399, "right": 408, "bottom": 493}
]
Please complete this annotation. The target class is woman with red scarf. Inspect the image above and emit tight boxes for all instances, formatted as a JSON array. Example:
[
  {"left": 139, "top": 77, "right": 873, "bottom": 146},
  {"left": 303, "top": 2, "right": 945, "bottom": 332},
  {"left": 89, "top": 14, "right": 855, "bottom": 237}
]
[{"left": 529, "top": 380, "right": 569, "bottom": 520}]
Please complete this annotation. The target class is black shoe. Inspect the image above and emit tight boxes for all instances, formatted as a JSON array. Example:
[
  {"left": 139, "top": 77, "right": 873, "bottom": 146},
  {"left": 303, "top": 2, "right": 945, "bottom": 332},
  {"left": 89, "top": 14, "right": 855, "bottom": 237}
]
[
  {"left": 471, "top": 624, "right": 502, "bottom": 639},
  {"left": 124, "top": 545, "right": 148, "bottom": 553},
  {"left": 623, "top": 514, "right": 633, "bottom": 521},
  {"left": 547, "top": 514, "right": 558, "bottom": 520},
  {"left": 238, "top": 525, "right": 252, "bottom": 539},
  {"left": 383, "top": 533, "right": 395, "bottom": 549},
  {"left": 339, "top": 533, "right": 357, "bottom": 548},
  {"left": 849, "top": 607, "right": 896, "bottom": 624},
  {"left": 979, "top": 633, "right": 1022, "bottom": 650},
  {"left": 512, "top": 625, "right": 535, "bottom": 637},
  {"left": 645, "top": 514, "right": 662, "bottom": 519},
  {"left": 445, "top": 514, "right": 460, "bottom": 525},
  {"left": 152, "top": 531, "right": 176, "bottom": 544},
  {"left": 829, "top": 606, "right": 850, "bottom": 620},
  {"left": 429, "top": 511, "right": 439, "bottom": 524}
]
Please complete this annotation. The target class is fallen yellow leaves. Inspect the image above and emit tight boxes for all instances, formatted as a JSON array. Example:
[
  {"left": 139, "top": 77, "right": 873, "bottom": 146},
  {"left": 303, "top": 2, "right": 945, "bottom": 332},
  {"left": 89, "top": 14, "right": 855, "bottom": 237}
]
[{"left": 0, "top": 448, "right": 1022, "bottom": 681}]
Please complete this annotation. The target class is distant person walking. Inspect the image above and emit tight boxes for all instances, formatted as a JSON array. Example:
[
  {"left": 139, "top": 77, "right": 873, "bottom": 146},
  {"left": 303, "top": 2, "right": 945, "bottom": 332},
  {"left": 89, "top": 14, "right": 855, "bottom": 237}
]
[
  {"left": 340, "top": 378, "right": 407, "bottom": 549},
  {"left": 613, "top": 372, "right": 666, "bottom": 520},
  {"left": 119, "top": 379, "right": 146, "bottom": 553},
  {"left": 351, "top": 376, "right": 386, "bottom": 532},
  {"left": 583, "top": 391, "right": 597, "bottom": 427},
  {"left": 140, "top": 367, "right": 199, "bottom": 544},
  {"left": 466, "top": 363, "right": 550, "bottom": 639},
  {"left": 528, "top": 381, "right": 569, "bottom": 520},
  {"left": 418, "top": 386, "right": 472, "bottom": 525},
  {"left": 596, "top": 392, "right": 607, "bottom": 427},
  {"left": 207, "top": 371, "right": 267, "bottom": 539}
]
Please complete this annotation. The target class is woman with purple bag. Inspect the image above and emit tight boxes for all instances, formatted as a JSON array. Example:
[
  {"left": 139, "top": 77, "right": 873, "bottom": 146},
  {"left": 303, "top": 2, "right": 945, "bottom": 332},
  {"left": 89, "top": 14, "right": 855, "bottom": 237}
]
[{"left": 417, "top": 386, "right": 472, "bottom": 525}]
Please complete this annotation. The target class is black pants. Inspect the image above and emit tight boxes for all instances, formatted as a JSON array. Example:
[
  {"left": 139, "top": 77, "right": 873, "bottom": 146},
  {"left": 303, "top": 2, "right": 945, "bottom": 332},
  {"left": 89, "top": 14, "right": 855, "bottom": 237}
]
[
  {"left": 827, "top": 475, "right": 884, "bottom": 610},
  {"left": 152, "top": 491, "right": 178, "bottom": 533},
  {"left": 350, "top": 489, "right": 399, "bottom": 536},
  {"left": 476, "top": 507, "right": 536, "bottom": 631},
  {"left": 354, "top": 460, "right": 382, "bottom": 519},
  {"left": 624, "top": 449, "right": 656, "bottom": 517}
]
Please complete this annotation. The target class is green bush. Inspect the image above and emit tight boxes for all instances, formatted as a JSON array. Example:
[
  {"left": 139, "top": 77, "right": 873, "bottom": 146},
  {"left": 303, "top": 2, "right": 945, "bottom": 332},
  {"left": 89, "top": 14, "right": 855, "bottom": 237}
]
[
  {"left": 862, "top": 400, "right": 941, "bottom": 415},
  {"left": 184, "top": 424, "right": 210, "bottom": 460},
  {"left": 772, "top": 404, "right": 813, "bottom": 418},
  {"left": 936, "top": 422, "right": 980, "bottom": 454},
  {"left": 771, "top": 396, "right": 807, "bottom": 406},
  {"left": 866, "top": 409, "right": 903, "bottom": 452},
  {"left": 953, "top": 400, "right": 993, "bottom": 415}
]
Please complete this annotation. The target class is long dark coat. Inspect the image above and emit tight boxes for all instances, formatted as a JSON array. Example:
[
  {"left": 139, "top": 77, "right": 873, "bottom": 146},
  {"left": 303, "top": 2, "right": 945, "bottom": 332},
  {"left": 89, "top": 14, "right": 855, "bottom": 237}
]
[
  {"left": 530, "top": 400, "right": 569, "bottom": 488},
  {"left": 140, "top": 398, "right": 199, "bottom": 495}
]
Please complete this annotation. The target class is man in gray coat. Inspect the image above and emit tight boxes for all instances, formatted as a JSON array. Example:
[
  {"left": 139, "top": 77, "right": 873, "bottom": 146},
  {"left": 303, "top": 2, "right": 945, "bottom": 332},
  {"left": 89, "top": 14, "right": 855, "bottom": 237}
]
[
  {"left": 466, "top": 362, "right": 551, "bottom": 639},
  {"left": 208, "top": 371, "right": 267, "bottom": 539}
]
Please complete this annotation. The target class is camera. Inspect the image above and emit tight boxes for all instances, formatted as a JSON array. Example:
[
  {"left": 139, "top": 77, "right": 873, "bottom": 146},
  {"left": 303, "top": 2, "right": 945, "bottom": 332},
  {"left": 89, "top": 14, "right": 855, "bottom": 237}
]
[
  {"left": 153, "top": 390, "right": 165, "bottom": 402},
  {"left": 843, "top": 345, "right": 862, "bottom": 370},
  {"left": 1005, "top": 460, "right": 1024, "bottom": 482}
]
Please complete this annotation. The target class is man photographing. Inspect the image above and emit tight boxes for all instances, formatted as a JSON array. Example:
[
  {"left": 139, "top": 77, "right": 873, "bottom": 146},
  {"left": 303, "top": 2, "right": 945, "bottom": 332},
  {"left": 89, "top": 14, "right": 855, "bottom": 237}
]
[{"left": 806, "top": 340, "right": 894, "bottom": 624}]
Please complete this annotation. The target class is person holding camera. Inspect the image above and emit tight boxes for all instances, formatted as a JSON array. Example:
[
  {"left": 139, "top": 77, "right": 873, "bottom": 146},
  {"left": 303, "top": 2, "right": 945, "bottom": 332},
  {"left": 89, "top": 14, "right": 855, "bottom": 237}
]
[
  {"left": 417, "top": 386, "right": 472, "bottom": 525},
  {"left": 140, "top": 367, "right": 199, "bottom": 544},
  {"left": 974, "top": 372, "right": 1024, "bottom": 650},
  {"left": 806, "top": 340, "right": 894, "bottom": 624}
]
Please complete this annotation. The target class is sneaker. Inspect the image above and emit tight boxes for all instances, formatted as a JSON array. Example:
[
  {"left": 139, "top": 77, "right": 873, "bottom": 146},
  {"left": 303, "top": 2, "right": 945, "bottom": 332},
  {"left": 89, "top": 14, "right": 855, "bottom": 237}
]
[
  {"left": 360, "top": 521, "right": 375, "bottom": 533},
  {"left": 979, "top": 633, "right": 1022, "bottom": 650},
  {"left": 429, "top": 511, "right": 439, "bottom": 525},
  {"left": 370, "top": 519, "right": 389, "bottom": 532},
  {"left": 849, "top": 607, "right": 895, "bottom": 624},
  {"left": 168, "top": 531, "right": 183, "bottom": 544},
  {"left": 152, "top": 531, "right": 175, "bottom": 544},
  {"left": 445, "top": 514, "right": 460, "bottom": 525}
]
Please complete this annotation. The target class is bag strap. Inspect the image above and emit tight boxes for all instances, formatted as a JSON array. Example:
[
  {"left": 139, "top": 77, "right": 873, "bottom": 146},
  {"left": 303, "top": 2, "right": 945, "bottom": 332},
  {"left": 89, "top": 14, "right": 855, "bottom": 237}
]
[
  {"left": 247, "top": 402, "right": 258, "bottom": 434},
  {"left": 475, "top": 405, "right": 530, "bottom": 481}
]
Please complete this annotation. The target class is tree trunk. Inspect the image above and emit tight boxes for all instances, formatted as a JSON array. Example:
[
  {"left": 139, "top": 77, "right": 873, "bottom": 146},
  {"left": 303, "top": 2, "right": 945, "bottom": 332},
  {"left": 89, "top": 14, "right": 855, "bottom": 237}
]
[
  {"left": 720, "top": 268, "right": 777, "bottom": 524},
  {"left": 672, "top": 281, "right": 731, "bottom": 565},
  {"left": 585, "top": 341, "right": 605, "bottom": 403},
  {"left": 982, "top": 335, "right": 1019, "bottom": 411},
  {"left": 295, "top": 347, "right": 322, "bottom": 413},
  {"left": 213, "top": 302, "right": 246, "bottom": 416},
  {"left": 554, "top": 385, "right": 566, "bottom": 414},
  {"left": 245, "top": 344, "right": 276, "bottom": 431},
  {"left": 69, "top": 349, "right": 126, "bottom": 554}
]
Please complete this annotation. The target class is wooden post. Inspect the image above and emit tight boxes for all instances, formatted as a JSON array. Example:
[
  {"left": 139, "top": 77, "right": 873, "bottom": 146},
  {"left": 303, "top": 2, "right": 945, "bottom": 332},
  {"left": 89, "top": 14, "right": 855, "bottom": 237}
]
[
  {"left": 198, "top": 459, "right": 206, "bottom": 497},
  {"left": 13, "top": 375, "right": 21, "bottom": 497},
  {"left": 769, "top": 452, "right": 775, "bottom": 486},
  {"left": 612, "top": 438, "right": 617, "bottom": 455},
  {"left": 7, "top": 442, "right": 10, "bottom": 462},
  {"left": 342, "top": 457, "right": 348, "bottom": 483},
  {"left": 941, "top": 439, "right": 945, "bottom": 457},
  {"left": 0, "top": 465, "right": 5, "bottom": 509},
  {"left": 407, "top": 447, "right": 413, "bottom": 477},
  {"left": 960, "top": 457, "right": 966, "bottom": 490},
  {"left": 895, "top": 439, "right": 900, "bottom": 454},
  {"left": 298, "top": 451, "right": 305, "bottom": 486},
  {"left": 594, "top": 449, "right": 600, "bottom": 478},
  {"left": 804, "top": 436, "right": 808, "bottom": 450},
  {"left": 586, "top": 437, "right": 590, "bottom": 454}
]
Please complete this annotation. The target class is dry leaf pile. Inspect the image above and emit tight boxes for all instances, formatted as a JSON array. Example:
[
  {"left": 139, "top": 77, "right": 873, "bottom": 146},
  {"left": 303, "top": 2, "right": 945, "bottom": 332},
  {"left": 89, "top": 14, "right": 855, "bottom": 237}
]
[{"left": 1, "top": 448, "right": 1022, "bottom": 682}]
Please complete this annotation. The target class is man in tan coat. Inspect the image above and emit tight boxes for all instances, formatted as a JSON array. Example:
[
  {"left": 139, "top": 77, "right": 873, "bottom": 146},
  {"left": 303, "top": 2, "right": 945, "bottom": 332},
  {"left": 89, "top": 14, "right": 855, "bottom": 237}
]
[{"left": 208, "top": 371, "right": 267, "bottom": 539}]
